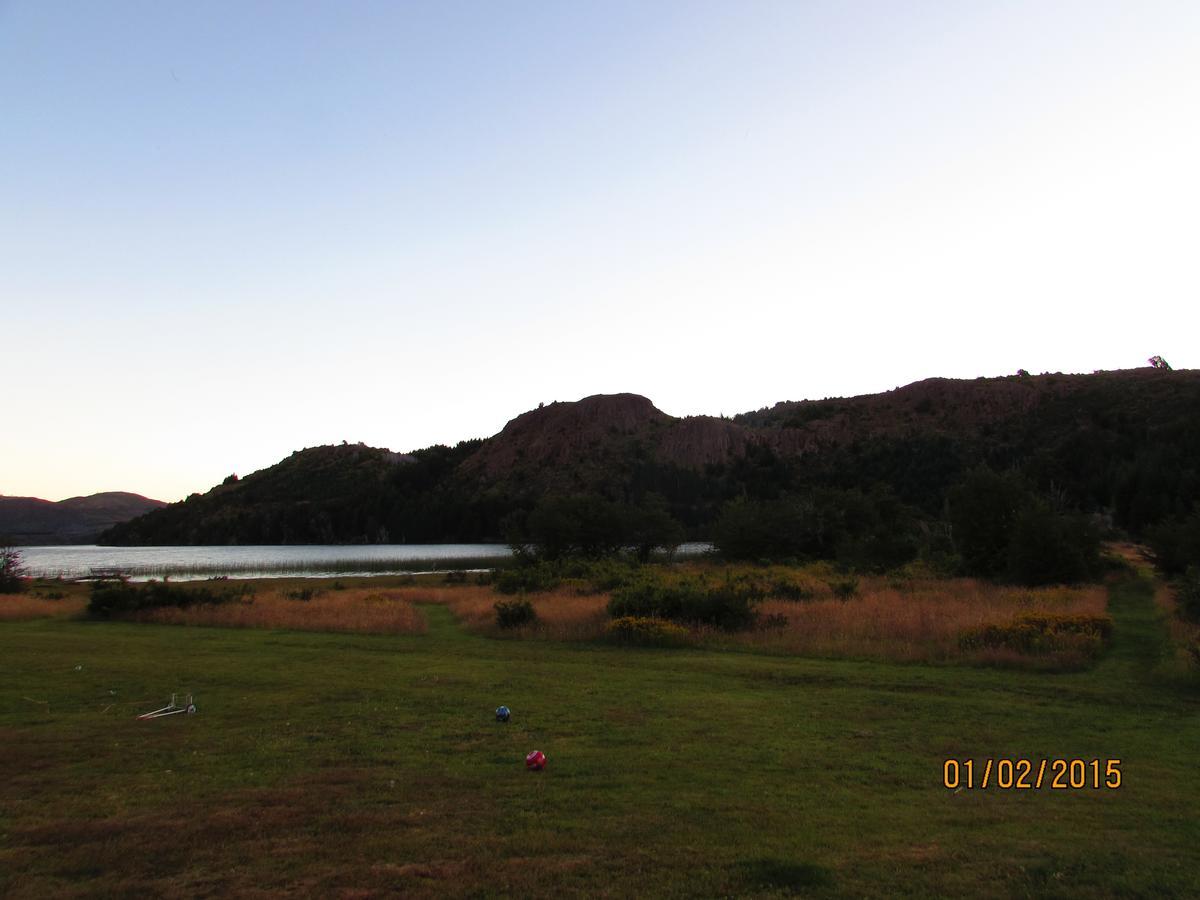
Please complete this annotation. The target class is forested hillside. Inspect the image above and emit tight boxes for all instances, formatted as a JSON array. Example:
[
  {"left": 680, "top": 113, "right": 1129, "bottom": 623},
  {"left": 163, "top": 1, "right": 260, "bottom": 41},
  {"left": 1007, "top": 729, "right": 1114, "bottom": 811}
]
[{"left": 101, "top": 369, "right": 1200, "bottom": 556}]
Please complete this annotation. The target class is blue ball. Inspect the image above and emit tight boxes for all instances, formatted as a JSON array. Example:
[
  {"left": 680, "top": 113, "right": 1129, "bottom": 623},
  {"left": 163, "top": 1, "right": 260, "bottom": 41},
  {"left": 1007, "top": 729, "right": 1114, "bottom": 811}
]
[{"left": 495, "top": 705, "right": 511, "bottom": 722}]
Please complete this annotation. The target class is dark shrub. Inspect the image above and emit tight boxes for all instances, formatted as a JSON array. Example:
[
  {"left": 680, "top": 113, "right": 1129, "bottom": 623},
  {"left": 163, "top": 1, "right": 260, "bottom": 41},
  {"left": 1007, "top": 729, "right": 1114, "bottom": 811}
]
[
  {"left": 1176, "top": 567, "right": 1200, "bottom": 623},
  {"left": 494, "top": 597, "right": 537, "bottom": 629},
  {"left": 585, "top": 559, "right": 639, "bottom": 593},
  {"left": 1147, "top": 513, "right": 1200, "bottom": 575},
  {"left": 88, "top": 579, "right": 252, "bottom": 617},
  {"left": 770, "top": 577, "right": 815, "bottom": 601},
  {"left": 495, "top": 563, "right": 561, "bottom": 594},
  {"left": 827, "top": 577, "right": 859, "bottom": 600},
  {"left": 758, "top": 612, "right": 789, "bottom": 629},
  {"left": 284, "top": 587, "right": 321, "bottom": 601},
  {"left": 607, "top": 577, "right": 760, "bottom": 630}
]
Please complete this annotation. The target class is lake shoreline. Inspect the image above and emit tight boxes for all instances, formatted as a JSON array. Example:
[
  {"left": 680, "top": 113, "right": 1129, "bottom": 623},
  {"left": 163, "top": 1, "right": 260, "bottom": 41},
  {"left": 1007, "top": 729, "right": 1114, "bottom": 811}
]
[{"left": 16, "top": 542, "right": 713, "bottom": 581}]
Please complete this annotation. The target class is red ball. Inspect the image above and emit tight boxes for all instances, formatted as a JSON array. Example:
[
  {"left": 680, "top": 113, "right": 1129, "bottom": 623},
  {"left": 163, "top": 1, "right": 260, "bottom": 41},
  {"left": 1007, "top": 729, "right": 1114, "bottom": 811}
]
[{"left": 525, "top": 750, "right": 546, "bottom": 771}]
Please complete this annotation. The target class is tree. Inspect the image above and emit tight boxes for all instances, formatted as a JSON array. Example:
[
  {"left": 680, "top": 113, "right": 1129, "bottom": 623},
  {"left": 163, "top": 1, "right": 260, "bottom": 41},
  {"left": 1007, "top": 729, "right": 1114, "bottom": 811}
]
[
  {"left": 947, "top": 467, "right": 1031, "bottom": 577},
  {"left": 520, "top": 495, "right": 625, "bottom": 560},
  {"left": 1148, "top": 355, "right": 1172, "bottom": 370},
  {"left": 712, "top": 495, "right": 831, "bottom": 561},
  {"left": 1, "top": 545, "right": 28, "bottom": 593},
  {"left": 1005, "top": 502, "right": 1101, "bottom": 585},
  {"left": 625, "top": 495, "right": 684, "bottom": 562}
]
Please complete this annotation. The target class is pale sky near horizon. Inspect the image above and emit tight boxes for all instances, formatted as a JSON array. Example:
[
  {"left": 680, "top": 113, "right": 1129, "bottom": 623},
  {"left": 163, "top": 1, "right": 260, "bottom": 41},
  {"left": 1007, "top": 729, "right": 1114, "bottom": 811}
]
[{"left": 3, "top": 1, "right": 1198, "bottom": 502}]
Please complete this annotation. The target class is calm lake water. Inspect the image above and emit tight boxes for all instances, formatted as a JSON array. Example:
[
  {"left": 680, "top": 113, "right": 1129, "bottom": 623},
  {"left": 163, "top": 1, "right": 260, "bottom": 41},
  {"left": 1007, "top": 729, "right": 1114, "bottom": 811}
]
[{"left": 19, "top": 543, "right": 713, "bottom": 581}]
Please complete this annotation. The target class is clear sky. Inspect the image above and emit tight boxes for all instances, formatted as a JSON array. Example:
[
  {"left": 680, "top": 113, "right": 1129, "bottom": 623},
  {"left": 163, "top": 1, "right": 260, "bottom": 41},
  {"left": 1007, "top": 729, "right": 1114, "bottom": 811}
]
[{"left": 2, "top": 1, "right": 1197, "bottom": 502}]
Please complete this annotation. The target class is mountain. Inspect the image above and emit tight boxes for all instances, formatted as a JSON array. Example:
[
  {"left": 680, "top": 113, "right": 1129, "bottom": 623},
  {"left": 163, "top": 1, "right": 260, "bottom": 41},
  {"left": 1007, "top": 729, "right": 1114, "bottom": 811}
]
[
  {"left": 100, "top": 368, "right": 1200, "bottom": 546},
  {"left": 0, "top": 492, "right": 166, "bottom": 545}
]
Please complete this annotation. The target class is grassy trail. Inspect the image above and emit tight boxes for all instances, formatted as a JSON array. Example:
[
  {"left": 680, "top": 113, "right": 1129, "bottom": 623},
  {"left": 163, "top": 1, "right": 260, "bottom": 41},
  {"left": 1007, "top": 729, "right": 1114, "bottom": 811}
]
[
  {"left": 1097, "top": 572, "right": 1177, "bottom": 686},
  {"left": 417, "top": 601, "right": 477, "bottom": 643},
  {"left": 1101, "top": 574, "right": 1165, "bottom": 669}
]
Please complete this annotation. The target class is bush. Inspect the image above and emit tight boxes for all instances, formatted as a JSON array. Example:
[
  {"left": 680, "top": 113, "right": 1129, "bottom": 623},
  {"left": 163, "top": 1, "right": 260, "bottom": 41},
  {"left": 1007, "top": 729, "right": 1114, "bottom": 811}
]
[
  {"left": 88, "top": 579, "right": 253, "bottom": 617},
  {"left": 757, "top": 612, "right": 789, "bottom": 629},
  {"left": 0, "top": 546, "right": 28, "bottom": 593},
  {"left": 1176, "top": 567, "right": 1200, "bottom": 623},
  {"left": 607, "top": 577, "right": 761, "bottom": 630},
  {"left": 960, "top": 614, "right": 1113, "bottom": 659},
  {"left": 1147, "top": 513, "right": 1200, "bottom": 575},
  {"left": 494, "top": 596, "right": 537, "bottom": 629},
  {"left": 284, "top": 587, "right": 322, "bottom": 601},
  {"left": 770, "top": 577, "right": 816, "bottom": 601},
  {"left": 584, "top": 559, "right": 639, "bottom": 593},
  {"left": 605, "top": 616, "right": 688, "bottom": 644},
  {"left": 827, "top": 577, "right": 859, "bottom": 600},
  {"left": 495, "top": 563, "right": 561, "bottom": 594}
]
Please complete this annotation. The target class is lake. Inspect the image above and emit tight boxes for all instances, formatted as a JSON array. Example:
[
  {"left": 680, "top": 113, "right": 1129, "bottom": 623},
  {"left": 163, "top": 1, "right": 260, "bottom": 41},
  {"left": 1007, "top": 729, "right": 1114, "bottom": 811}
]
[{"left": 18, "top": 543, "right": 713, "bottom": 580}]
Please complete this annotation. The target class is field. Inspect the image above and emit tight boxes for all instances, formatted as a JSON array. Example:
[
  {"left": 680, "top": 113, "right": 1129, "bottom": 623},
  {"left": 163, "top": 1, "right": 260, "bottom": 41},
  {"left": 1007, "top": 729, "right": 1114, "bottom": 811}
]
[
  {"left": 2, "top": 570, "right": 1198, "bottom": 897},
  {"left": 436, "top": 573, "right": 1110, "bottom": 667}
]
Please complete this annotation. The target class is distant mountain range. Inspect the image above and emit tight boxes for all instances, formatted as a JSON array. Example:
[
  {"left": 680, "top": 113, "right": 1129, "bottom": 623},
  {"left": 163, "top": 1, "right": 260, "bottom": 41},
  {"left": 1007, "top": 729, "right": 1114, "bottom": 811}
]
[
  {"left": 100, "top": 367, "right": 1200, "bottom": 546},
  {"left": 0, "top": 492, "right": 166, "bottom": 545}
]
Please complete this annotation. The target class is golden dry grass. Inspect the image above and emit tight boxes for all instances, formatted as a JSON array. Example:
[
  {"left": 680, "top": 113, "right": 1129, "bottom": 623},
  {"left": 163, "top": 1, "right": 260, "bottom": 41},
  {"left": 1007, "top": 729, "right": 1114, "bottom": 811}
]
[
  {"left": 729, "top": 577, "right": 1108, "bottom": 662},
  {"left": 430, "top": 575, "right": 1108, "bottom": 665},
  {"left": 1153, "top": 581, "right": 1200, "bottom": 670},
  {"left": 0, "top": 593, "right": 88, "bottom": 621},
  {"left": 7, "top": 569, "right": 1110, "bottom": 666},
  {"left": 134, "top": 586, "right": 428, "bottom": 635},
  {"left": 434, "top": 586, "right": 608, "bottom": 640}
]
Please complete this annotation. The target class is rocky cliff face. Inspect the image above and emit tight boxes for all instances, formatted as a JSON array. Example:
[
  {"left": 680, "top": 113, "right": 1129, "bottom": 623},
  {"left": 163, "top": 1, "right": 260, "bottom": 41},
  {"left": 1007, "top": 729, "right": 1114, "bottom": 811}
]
[{"left": 461, "top": 393, "right": 672, "bottom": 478}]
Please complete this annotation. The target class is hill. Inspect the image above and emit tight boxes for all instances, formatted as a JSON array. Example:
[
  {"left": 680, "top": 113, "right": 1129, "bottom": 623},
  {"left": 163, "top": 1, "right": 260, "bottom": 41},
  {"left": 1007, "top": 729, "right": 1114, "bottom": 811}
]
[
  {"left": 0, "top": 492, "right": 165, "bottom": 545},
  {"left": 100, "top": 368, "right": 1200, "bottom": 545}
]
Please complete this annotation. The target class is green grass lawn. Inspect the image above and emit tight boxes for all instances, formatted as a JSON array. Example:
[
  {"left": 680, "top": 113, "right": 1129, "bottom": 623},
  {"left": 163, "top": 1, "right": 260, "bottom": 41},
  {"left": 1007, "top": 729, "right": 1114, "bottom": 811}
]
[{"left": 2, "top": 575, "right": 1198, "bottom": 898}]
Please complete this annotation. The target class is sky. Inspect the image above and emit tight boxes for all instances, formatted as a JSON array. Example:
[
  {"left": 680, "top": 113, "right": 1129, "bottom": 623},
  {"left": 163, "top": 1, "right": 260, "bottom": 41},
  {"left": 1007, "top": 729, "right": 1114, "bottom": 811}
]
[{"left": 2, "top": 1, "right": 1198, "bottom": 502}]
